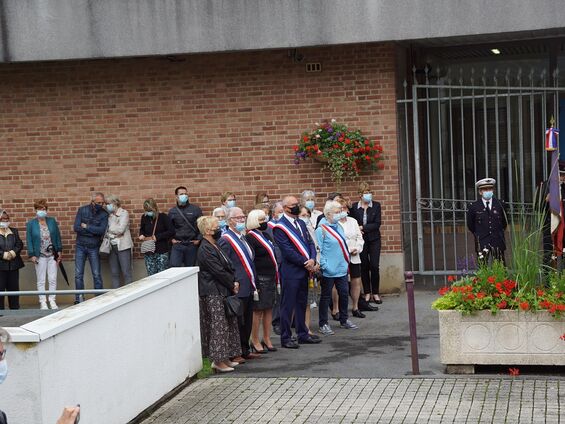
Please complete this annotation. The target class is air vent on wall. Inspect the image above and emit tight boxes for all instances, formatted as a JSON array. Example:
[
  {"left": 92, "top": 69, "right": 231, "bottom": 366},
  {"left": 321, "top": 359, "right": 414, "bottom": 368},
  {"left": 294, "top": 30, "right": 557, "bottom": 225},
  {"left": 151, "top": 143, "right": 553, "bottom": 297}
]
[{"left": 306, "top": 63, "right": 322, "bottom": 73}]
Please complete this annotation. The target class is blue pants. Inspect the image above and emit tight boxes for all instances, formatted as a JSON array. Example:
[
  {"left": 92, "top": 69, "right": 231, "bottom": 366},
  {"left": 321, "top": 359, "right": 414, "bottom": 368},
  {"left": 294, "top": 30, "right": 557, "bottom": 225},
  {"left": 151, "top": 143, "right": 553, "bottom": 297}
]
[
  {"left": 75, "top": 244, "right": 103, "bottom": 301},
  {"left": 280, "top": 277, "right": 309, "bottom": 343},
  {"left": 319, "top": 275, "right": 349, "bottom": 326},
  {"left": 169, "top": 243, "right": 197, "bottom": 267}
]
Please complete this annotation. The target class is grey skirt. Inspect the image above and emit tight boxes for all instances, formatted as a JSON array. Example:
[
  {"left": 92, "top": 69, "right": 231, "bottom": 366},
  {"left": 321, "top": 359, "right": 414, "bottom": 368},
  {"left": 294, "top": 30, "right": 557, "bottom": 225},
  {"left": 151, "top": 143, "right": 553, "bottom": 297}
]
[{"left": 254, "top": 274, "right": 276, "bottom": 310}]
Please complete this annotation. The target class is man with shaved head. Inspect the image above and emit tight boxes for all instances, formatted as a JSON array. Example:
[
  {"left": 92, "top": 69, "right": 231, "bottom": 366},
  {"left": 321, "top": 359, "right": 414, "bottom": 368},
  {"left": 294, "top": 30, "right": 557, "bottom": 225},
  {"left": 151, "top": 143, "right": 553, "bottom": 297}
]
[{"left": 273, "top": 196, "right": 320, "bottom": 348}]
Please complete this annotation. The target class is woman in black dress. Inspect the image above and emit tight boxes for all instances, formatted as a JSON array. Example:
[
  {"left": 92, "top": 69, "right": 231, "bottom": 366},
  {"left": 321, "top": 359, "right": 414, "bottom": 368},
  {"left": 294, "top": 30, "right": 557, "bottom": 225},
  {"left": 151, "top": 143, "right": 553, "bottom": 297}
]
[
  {"left": 246, "top": 209, "right": 278, "bottom": 353},
  {"left": 0, "top": 209, "right": 24, "bottom": 310},
  {"left": 196, "top": 216, "right": 242, "bottom": 372}
]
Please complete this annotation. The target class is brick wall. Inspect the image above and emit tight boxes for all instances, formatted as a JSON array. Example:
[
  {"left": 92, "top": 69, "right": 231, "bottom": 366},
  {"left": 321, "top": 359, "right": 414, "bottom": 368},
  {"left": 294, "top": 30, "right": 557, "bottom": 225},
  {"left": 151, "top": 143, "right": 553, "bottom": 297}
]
[{"left": 0, "top": 42, "right": 401, "bottom": 257}]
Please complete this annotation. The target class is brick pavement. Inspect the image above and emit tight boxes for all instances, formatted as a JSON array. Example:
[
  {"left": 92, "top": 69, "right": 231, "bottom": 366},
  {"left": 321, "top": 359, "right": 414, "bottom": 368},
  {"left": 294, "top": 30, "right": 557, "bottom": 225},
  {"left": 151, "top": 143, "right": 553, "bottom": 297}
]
[{"left": 141, "top": 377, "right": 563, "bottom": 423}]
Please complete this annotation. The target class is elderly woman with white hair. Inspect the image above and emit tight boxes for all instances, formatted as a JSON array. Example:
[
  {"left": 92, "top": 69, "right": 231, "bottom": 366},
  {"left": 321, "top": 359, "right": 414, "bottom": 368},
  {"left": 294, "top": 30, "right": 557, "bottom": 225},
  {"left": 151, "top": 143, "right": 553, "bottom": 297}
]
[
  {"left": 301, "top": 190, "right": 322, "bottom": 228},
  {"left": 212, "top": 207, "right": 228, "bottom": 234},
  {"left": 245, "top": 209, "right": 278, "bottom": 352},
  {"left": 104, "top": 194, "right": 133, "bottom": 288},
  {"left": 316, "top": 200, "right": 358, "bottom": 335}
]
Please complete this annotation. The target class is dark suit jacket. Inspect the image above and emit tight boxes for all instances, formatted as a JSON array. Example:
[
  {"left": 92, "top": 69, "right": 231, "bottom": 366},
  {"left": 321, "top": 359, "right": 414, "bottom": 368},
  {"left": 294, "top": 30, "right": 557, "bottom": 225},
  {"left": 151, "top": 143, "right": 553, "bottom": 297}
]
[
  {"left": 197, "top": 238, "right": 236, "bottom": 297},
  {"left": 350, "top": 201, "right": 382, "bottom": 242},
  {"left": 0, "top": 227, "right": 25, "bottom": 271},
  {"left": 218, "top": 229, "right": 256, "bottom": 298},
  {"left": 273, "top": 215, "right": 317, "bottom": 280},
  {"left": 466, "top": 197, "right": 507, "bottom": 252}
]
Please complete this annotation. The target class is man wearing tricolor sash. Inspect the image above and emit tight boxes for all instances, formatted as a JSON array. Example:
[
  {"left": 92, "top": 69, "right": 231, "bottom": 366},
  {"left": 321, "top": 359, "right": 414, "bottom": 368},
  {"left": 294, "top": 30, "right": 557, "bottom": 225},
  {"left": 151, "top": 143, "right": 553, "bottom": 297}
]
[
  {"left": 316, "top": 200, "right": 358, "bottom": 334},
  {"left": 273, "top": 196, "right": 320, "bottom": 348},
  {"left": 218, "top": 207, "right": 259, "bottom": 359}
]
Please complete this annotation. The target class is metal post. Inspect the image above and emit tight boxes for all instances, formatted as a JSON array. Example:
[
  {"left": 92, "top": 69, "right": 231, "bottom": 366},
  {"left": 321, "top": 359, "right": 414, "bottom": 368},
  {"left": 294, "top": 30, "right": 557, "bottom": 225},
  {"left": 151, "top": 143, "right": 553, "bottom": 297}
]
[{"left": 405, "top": 271, "right": 420, "bottom": 375}]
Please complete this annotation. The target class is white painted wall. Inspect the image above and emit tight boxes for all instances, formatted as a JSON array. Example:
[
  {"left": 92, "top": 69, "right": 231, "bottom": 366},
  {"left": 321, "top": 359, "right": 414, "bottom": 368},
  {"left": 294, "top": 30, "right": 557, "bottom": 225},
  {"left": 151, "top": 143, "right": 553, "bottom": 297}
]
[{"left": 0, "top": 267, "right": 202, "bottom": 424}]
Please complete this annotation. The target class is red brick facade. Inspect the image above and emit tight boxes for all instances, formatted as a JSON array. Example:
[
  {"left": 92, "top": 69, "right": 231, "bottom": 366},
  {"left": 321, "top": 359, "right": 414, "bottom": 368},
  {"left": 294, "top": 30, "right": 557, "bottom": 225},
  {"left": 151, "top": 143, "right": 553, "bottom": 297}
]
[{"left": 1, "top": 42, "right": 400, "bottom": 257}]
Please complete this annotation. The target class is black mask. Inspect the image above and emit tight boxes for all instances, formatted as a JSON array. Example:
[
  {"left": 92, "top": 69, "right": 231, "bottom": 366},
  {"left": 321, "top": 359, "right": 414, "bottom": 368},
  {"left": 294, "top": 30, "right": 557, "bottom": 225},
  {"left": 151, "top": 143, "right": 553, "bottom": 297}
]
[
  {"left": 259, "top": 222, "right": 268, "bottom": 231},
  {"left": 289, "top": 205, "right": 300, "bottom": 216},
  {"left": 212, "top": 229, "right": 222, "bottom": 240}
]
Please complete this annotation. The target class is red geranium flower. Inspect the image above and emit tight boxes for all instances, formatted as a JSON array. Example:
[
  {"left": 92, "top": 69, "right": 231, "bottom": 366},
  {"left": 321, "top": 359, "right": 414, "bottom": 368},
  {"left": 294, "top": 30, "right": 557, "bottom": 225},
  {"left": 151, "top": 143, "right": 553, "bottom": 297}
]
[
  {"left": 477, "top": 292, "right": 486, "bottom": 299},
  {"left": 447, "top": 275, "right": 455, "bottom": 282},
  {"left": 560, "top": 333, "right": 565, "bottom": 341},
  {"left": 519, "top": 301, "right": 530, "bottom": 311},
  {"left": 497, "top": 300, "right": 507, "bottom": 309},
  {"left": 487, "top": 276, "right": 496, "bottom": 284},
  {"left": 537, "top": 289, "right": 545, "bottom": 297},
  {"left": 302, "top": 136, "right": 309, "bottom": 142},
  {"left": 438, "top": 286, "right": 449, "bottom": 296},
  {"left": 377, "top": 162, "right": 385, "bottom": 170},
  {"left": 333, "top": 144, "right": 339, "bottom": 149},
  {"left": 509, "top": 368, "right": 520, "bottom": 376}
]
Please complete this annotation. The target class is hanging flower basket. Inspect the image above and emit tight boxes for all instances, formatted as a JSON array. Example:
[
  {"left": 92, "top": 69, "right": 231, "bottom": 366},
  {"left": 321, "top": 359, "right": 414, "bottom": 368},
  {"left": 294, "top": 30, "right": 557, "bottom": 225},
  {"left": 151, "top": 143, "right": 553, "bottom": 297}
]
[{"left": 292, "top": 119, "right": 384, "bottom": 184}]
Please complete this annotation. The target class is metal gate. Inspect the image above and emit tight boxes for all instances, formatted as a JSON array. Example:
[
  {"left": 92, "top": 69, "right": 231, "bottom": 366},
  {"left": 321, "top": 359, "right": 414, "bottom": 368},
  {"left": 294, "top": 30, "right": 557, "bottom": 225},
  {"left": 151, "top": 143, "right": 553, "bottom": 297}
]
[{"left": 398, "top": 67, "right": 565, "bottom": 278}]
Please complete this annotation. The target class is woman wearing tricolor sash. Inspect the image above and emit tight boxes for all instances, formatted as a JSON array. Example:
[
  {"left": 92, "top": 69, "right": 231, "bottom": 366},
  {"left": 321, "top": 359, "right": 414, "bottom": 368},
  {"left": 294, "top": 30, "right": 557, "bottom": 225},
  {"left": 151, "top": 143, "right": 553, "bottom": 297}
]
[
  {"left": 316, "top": 201, "right": 359, "bottom": 335},
  {"left": 246, "top": 209, "right": 278, "bottom": 353}
]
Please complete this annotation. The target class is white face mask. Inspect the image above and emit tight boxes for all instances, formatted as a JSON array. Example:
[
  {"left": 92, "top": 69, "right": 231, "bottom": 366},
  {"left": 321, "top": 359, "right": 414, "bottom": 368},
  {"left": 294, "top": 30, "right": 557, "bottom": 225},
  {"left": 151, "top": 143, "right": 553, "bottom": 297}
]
[{"left": 0, "top": 359, "right": 7, "bottom": 384}]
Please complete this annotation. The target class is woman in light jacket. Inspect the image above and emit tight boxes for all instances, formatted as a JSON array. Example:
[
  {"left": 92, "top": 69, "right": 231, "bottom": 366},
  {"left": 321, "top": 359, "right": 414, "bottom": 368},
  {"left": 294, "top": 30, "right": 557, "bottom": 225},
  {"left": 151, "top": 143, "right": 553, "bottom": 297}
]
[
  {"left": 337, "top": 198, "right": 365, "bottom": 318},
  {"left": 26, "top": 199, "right": 63, "bottom": 309},
  {"left": 105, "top": 195, "right": 133, "bottom": 288}
]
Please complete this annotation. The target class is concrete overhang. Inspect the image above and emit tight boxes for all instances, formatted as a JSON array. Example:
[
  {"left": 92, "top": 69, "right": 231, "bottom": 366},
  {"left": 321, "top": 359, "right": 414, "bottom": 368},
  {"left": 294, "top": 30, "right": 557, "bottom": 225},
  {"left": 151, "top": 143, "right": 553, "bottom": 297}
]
[{"left": 1, "top": 0, "right": 565, "bottom": 63}]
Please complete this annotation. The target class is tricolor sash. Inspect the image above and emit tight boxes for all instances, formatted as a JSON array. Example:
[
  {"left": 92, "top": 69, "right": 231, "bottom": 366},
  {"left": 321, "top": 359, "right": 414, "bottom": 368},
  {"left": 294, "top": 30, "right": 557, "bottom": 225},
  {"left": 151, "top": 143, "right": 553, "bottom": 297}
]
[
  {"left": 267, "top": 221, "right": 276, "bottom": 230},
  {"left": 321, "top": 224, "right": 350, "bottom": 263},
  {"left": 274, "top": 218, "right": 311, "bottom": 260},
  {"left": 248, "top": 230, "right": 280, "bottom": 289},
  {"left": 222, "top": 231, "right": 257, "bottom": 290}
]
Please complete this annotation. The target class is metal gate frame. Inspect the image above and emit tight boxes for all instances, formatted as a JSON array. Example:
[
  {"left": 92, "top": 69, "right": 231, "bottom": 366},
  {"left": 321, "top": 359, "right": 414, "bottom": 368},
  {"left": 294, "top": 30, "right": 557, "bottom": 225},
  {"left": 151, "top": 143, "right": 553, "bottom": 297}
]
[{"left": 398, "top": 68, "right": 565, "bottom": 277}]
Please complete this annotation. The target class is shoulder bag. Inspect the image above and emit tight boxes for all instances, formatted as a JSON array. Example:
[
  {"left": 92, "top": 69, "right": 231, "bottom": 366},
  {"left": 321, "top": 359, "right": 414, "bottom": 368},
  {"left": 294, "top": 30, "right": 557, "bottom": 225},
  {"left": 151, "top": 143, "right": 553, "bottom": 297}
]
[{"left": 140, "top": 215, "right": 159, "bottom": 254}]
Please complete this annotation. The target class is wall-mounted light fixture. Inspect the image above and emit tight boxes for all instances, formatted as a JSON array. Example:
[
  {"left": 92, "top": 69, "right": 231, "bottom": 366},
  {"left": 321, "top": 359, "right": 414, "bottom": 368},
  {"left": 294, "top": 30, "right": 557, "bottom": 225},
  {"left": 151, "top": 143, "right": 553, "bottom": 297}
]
[{"left": 490, "top": 48, "right": 501, "bottom": 55}]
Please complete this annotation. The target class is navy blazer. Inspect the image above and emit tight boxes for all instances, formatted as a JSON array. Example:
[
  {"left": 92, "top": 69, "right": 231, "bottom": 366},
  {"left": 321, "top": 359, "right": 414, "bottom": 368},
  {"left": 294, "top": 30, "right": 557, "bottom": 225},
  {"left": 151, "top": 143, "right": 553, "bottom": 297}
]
[
  {"left": 350, "top": 201, "right": 381, "bottom": 242},
  {"left": 218, "top": 229, "right": 256, "bottom": 299},
  {"left": 273, "top": 215, "right": 317, "bottom": 280}
]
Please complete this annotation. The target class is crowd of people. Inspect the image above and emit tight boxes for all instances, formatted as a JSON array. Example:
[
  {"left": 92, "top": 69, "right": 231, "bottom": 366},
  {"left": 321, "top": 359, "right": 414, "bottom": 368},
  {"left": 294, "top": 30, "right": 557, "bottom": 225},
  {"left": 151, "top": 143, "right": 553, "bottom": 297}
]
[{"left": 0, "top": 184, "right": 383, "bottom": 374}]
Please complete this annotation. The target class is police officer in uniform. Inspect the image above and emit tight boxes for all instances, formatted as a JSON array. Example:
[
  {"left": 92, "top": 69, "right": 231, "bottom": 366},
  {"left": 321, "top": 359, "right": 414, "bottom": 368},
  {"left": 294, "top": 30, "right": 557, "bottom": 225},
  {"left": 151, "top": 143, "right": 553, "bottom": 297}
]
[{"left": 466, "top": 178, "right": 507, "bottom": 263}]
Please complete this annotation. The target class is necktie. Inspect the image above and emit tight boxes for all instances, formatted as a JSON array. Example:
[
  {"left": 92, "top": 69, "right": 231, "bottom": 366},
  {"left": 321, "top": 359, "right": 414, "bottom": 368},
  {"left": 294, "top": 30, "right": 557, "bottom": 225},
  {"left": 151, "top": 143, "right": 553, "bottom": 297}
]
[
  {"left": 486, "top": 201, "right": 490, "bottom": 212},
  {"left": 294, "top": 220, "right": 303, "bottom": 238}
]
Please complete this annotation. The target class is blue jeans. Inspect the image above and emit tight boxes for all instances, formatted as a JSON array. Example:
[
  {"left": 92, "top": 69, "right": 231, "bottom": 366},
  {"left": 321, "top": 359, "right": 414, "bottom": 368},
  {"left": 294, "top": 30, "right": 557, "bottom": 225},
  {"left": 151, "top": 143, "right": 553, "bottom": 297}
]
[
  {"left": 75, "top": 244, "right": 103, "bottom": 301},
  {"left": 169, "top": 243, "right": 197, "bottom": 267},
  {"left": 319, "top": 275, "right": 349, "bottom": 327}
]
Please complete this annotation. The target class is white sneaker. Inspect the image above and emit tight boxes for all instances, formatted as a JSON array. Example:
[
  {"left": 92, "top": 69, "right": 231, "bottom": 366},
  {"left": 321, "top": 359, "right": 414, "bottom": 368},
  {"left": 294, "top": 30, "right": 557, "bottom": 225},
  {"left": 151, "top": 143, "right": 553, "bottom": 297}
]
[
  {"left": 49, "top": 300, "right": 58, "bottom": 310},
  {"left": 319, "top": 324, "right": 335, "bottom": 336},
  {"left": 39, "top": 301, "right": 48, "bottom": 310}
]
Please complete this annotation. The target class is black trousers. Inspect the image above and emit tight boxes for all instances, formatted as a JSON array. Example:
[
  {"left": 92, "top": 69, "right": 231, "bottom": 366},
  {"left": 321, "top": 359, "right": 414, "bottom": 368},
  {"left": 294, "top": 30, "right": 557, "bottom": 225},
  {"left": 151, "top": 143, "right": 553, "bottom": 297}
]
[
  {"left": 360, "top": 239, "right": 381, "bottom": 295},
  {"left": 239, "top": 294, "right": 254, "bottom": 356},
  {"left": 0, "top": 270, "right": 20, "bottom": 310}
]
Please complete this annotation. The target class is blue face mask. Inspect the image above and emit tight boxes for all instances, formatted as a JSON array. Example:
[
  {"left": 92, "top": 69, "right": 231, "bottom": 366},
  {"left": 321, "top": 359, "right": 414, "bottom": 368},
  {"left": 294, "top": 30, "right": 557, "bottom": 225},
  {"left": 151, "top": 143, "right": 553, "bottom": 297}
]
[
  {"left": 36, "top": 210, "right": 48, "bottom": 219},
  {"left": 336, "top": 212, "right": 347, "bottom": 221},
  {"left": 218, "top": 220, "right": 227, "bottom": 228},
  {"left": 145, "top": 211, "right": 154, "bottom": 217},
  {"left": 362, "top": 193, "right": 373, "bottom": 203},
  {"left": 178, "top": 194, "right": 188, "bottom": 204},
  {"left": 0, "top": 359, "right": 7, "bottom": 384},
  {"left": 305, "top": 200, "right": 315, "bottom": 211},
  {"left": 235, "top": 222, "right": 246, "bottom": 233},
  {"left": 227, "top": 200, "right": 236, "bottom": 208},
  {"left": 482, "top": 191, "right": 494, "bottom": 201},
  {"left": 106, "top": 204, "right": 115, "bottom": 213}
]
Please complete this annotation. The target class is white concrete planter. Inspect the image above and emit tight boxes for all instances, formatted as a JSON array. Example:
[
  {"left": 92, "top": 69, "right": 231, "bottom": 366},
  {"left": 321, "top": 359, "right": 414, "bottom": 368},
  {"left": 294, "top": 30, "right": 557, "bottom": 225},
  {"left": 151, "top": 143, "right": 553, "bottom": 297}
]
[{"left": 439, "top": 310, "right": 565, "bottom": 373}]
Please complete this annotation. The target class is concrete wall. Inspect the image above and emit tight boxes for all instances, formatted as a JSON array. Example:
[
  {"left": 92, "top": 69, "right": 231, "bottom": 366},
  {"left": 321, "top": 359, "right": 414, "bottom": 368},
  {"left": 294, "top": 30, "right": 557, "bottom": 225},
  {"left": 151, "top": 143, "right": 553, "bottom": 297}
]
[
  {"left": 0, "top": 267, "right": 202, "bottom": 424},
  {"left": 0, "top": 0, "right": 563, "bottom": 62}
]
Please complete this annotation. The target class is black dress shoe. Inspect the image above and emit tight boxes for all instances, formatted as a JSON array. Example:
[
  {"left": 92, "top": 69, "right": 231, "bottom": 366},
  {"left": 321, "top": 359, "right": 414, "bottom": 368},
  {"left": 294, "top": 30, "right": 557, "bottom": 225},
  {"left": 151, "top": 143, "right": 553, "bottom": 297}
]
[
  {"left": 308, "top": 334, "right": 321, "bottom": 340},
  {"left": 282, "top": 341, "right": 299, "bottom": 349},
  {"left": 298, "top": 336, "right": 322, "bottom": 344},
  {"left": 352, "top": 309, "right": 366, "bottom": 318},
  {"left": 250, "top": 344, "right": 268, "bottom": 354},
  {"left": 371, "top": 296, "right": 383, "bottom": 305},
  {"left": 331, "top": 313, "right": 340, "bottom": 321},
  {"left": 273, "top": 325, "right": 281, "bottom": 335},
  {"left": 358, "top": 299, "right": 378, "bottom": 311}
]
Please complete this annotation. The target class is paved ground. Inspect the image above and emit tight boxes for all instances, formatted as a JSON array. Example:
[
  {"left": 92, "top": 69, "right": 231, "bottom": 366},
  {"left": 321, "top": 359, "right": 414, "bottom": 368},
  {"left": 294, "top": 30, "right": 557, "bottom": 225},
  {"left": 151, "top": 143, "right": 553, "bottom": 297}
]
[{"left": 141, "top": 377, "right": 564, "bottom": 423}]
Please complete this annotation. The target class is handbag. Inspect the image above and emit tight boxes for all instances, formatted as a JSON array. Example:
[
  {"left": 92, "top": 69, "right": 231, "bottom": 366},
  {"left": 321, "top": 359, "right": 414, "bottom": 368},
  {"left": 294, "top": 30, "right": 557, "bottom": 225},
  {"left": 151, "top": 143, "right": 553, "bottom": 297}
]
[
  {"left": 140, "top": 214, "right": 159, "bottom": 254},
  {"left": 224, "top": 295, "right": 243, "bottom": 318},
  {"left": 99, "top": 228, "right": 111, "bottom": 255}
]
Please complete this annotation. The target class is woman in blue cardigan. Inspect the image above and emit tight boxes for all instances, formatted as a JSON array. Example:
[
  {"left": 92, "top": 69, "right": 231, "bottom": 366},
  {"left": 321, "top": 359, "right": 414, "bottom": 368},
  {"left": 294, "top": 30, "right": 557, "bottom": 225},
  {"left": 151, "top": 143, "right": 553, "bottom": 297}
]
[{"left": 26, "top": 199, "right": 62, "bottom": 310}]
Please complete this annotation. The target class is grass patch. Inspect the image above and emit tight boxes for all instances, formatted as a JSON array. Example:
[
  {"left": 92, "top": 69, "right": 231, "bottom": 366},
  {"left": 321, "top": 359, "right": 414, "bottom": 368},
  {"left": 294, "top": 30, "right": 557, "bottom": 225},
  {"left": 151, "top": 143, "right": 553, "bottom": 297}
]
[{"left": 197, "top": 357, "right": 213, "bottom": 379}]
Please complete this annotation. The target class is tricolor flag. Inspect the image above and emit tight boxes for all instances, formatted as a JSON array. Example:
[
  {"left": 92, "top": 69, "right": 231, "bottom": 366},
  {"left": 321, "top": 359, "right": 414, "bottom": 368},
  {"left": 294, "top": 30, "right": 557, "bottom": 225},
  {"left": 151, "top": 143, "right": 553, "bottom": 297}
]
[
  {"left": 545, "top": 126, "right": 559, "bottom": 151},
  {"left": 548, "top": 150, "right": 564, "bottom": 256}
]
